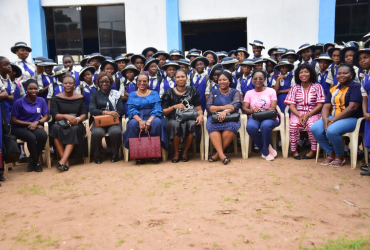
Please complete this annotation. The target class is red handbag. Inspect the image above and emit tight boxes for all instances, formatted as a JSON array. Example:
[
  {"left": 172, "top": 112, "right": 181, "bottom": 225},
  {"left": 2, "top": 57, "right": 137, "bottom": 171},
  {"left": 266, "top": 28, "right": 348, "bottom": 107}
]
[{"left": 129, "top": 131, "right": 161, "bottom": 160}]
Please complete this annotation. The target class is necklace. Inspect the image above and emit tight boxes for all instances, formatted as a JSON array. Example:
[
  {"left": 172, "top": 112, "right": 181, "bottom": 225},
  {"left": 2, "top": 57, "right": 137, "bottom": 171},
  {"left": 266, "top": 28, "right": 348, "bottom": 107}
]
[
  {"left": 137, "top": 89, "right": 148, "bottom": 95},
  {"left": 220, "top": 88, "right": 230, "bottom": 95},
  {"left": 176, "top": 86, "right": 186, "bottom": 93}
]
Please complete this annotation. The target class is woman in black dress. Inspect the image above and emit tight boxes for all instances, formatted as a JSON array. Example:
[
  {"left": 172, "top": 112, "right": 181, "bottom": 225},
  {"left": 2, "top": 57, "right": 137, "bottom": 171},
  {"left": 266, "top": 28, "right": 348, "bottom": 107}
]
[
  {"left": 161, "top": 69, "right": 203, "bottom": 163},
  {"left": 50, "top": 75, "right": 88, "bottom": 171}
]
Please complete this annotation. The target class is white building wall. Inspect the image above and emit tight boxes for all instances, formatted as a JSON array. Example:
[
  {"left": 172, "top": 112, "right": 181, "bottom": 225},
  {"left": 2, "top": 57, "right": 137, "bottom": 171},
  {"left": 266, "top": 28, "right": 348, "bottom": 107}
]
[
  {"left": 0, "top": 0, "right": 31, "bottom": 62},
  {"left": 178, "top": 0, "right": 320, "bottom": 57},
  {"left": 41, "top": 0, "right": 168, "bottom": 54}
]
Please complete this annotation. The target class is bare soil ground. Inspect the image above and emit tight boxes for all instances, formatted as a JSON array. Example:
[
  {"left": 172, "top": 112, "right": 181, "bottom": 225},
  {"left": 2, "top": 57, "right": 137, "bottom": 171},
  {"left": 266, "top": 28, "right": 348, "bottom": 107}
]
[{"left": 1, "top": 151, "right": 370, "bottom": 250}]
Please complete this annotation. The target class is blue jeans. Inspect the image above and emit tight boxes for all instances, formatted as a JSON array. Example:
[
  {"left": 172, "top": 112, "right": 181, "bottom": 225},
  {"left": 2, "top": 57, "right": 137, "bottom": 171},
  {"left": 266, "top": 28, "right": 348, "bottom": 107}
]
[
  {"left": 311, "top": 116, "right": 358, "bottom": 156},
  {"left": 247, "top": 117, "right": 279, "bottom": 156}
]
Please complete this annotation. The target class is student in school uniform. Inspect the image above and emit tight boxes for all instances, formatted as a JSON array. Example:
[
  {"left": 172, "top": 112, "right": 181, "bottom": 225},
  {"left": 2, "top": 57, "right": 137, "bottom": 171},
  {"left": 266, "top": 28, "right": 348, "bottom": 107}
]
[
  {"left": 87, "top": 53, "right": 106, "bottom": 84},
  {"left": 37, "top": 59, "right": 57, "bottom": 101},
  {"left": 365, "top": 40, "right": 370, "bottom": 49},
  {"left": 327, "top": 45, "right": 344, "bottom": 86},
  {"left": 178, "top": 58, "right": 191, "bottom": 76},
  {"left": 203, "top": 51, "right": 218, "bottom": 74},
  {"left": 188, "top": 48, "right": 202, "bottom": 55},
  {"left": 100, "top": 58, "right": 119, "bottom": 90},
  {"left": 0, "top": 57, "right": 14, "bottom": 123},
  {"left": 78, "top": 66, "right": 97, "bottom": 111},
  {"left": 153, "top": 50, "right": 170, "bottom": 78},
  {"left": 273, "top": 59, "right": 295, "bottom": 112},
  {"left": 126, "top": 53, "right": 134, "bottom": 61},
  {"left": 268, "top": 46, "right": 279, "bottom": 59},
  {"left": 143, "top": 58, "right": 162, "bottom": 93},
  {"left": 11, "top": 42, "right": 35, "bottom": 84},
  {"left": 314, "top": 54, "right": 333, "bottom": 96},
  {"left": 249, "top": 40, "right": 265, "bottom": 59},
  {"left": 206, "top": 63, "right": 222, "bottom": 99},
  {"left": 353, "top": 48, "right": 370, "bottom": 85},
  {"left": 274, "top": 48, "right": 287, "bottom": 63},
  {"left": 363, "top": 31, "right": 370, "bottom": 42},
  {"left": 9, "top": 63, "right": 25, "bottom": 101},
  {"left": 221, "top": 57, "right": 239, "bottom": 89},
  {"left": 130, "top": 54, "right": 146, "bottom": 72},
  {"left": 63, "top": 54, "right": 80, "bottom": 86},
  {"left": 46, "top": 65, "right": 69, "bottom": 109},
  {"left": 216, "top": 51, "right": 228, "bottom": 63},
  {"left": 159, "top": 61, "right": 180, "bottom": 97},
  {"left": 115, "top": 55, "right": 130, "bottom": 88},
  {"left": 253, "top": 58, "right": 265, "bottom": 71},
  {"left": 323, "top": 42, "right": 336, "bottom": 54},
  {"left": 80, "top": 55, "right": 91, "bottom": 67},
  {"left": 264, "top": 57, "right": 278, "bottom": 88},
  {"left": 186, "top": 51, "right": 201, "bottom": 64},
  {"left": 142, "top": 47, "right": 158, "bottom": 60},
  {"left": 340, "top": 41, "right": 360, "bottom": 81},
  {"left": 228, "top": 50, "right": 237, "bottom": 60},
  {"left": 313, "top": 43, "right": 324, "bottom": 59},
  {"left": 234, "top": 47, "right": 250, "bottom": 73},
  {"left": 169, "top": 49, "right": 184, "bottom": 62},
  {"left": 120, "top": 64, "right": 140, "bottom": 117},
  {"left": 297, "top": 44, "right": 320, "bottom": 74},
  {"left": 190, "top": 56, "right": 209, "bottom": 111},
  {"left": 33, "top": 56, "right": 47, "bottom": 84},
  {"left": 281, "top": 49, "right": 299, "bottom": 71},
  {"left": 236, "top": 59, "right": 255, "bottom": 98}
]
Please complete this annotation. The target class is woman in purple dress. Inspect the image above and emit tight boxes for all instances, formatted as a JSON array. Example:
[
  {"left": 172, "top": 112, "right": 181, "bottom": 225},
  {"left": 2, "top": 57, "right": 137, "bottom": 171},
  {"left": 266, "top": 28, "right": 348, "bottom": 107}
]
[{"left": 206, "top": 71, "right": 242, "bottom": 165}]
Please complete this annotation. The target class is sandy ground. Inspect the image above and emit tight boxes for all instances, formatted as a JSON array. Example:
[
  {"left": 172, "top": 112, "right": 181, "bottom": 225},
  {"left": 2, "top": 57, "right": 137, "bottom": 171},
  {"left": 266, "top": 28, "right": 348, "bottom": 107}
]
[{"left": 0, "top": 150, "right": 370, "bottom": 250}]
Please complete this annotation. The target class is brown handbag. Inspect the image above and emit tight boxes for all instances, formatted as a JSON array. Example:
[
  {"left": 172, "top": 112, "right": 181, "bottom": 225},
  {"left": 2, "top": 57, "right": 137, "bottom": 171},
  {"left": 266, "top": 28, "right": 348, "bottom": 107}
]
[
  {"left": 85, "top": 115, "right": 120, "bottom": 137},
  {"left": 129, "top": 131, "right": 161, "bottom": 160}
]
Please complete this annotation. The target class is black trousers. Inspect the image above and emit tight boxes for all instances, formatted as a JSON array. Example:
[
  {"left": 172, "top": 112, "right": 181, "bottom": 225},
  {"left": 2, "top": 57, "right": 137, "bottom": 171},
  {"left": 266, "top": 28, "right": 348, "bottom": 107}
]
[
  {"left": 12, "top": 128, "right": 48, "bottom": 162},
  {"left": 91, "top": 123, "right": 122, "bottom": 157}
]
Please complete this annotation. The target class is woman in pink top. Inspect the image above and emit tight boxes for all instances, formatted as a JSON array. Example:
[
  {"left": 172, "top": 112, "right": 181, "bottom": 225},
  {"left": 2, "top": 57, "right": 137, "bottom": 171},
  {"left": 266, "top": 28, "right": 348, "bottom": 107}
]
[
  {"left": 242, "top": 70, "right": 279, "bottom": 161},
  {"left": 284, "top": 64, "right": 325, "bottom": 160}
]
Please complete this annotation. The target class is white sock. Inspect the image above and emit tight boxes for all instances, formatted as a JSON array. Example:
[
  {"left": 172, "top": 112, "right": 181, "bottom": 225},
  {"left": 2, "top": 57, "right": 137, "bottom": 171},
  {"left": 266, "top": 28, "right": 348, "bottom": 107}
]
[
  {"left": 344, "top": 145, "right": 349, "bottom": 152},
  {"left": 278, "top": 141, "right": 282, "bottom": 147}
]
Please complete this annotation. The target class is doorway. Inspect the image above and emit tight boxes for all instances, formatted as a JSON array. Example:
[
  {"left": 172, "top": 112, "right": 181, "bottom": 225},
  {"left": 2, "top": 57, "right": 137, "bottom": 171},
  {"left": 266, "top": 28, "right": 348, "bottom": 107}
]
[{"left": 181, "top": 18, "right": 247, "bottom": 53}]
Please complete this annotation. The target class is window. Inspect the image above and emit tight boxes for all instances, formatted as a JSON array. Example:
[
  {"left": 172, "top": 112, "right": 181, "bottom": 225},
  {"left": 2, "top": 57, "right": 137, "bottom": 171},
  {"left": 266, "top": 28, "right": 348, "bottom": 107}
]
[
  {"left": 335, "top": 0, "right": 370, "bottom": 43},
  {"left": 45, "top": 5, "right": 127, "bottom": 64}
]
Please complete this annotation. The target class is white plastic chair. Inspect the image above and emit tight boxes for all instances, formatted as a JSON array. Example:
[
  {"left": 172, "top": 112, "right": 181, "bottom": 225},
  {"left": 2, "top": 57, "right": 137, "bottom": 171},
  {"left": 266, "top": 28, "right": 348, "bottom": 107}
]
[
  {"left": 123, "top": 118, "right": 169, "bottom": 162},
  {"left": 244, "top": 105, "right": 286, "bottom": 158},
  {"left": 203, "top": 110, "right": 247, "bottom": 160},
  {"left": 315, "top": 117, "right": 368, "bottom": 169},
  {"left": 6, "top": 122, "right": 51, "bottom": 174}
]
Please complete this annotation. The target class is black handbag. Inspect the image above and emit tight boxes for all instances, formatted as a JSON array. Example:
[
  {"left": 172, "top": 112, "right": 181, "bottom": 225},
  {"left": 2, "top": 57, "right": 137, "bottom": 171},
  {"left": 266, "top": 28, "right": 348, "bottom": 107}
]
[
  {"left": 56, "top": 114, "right": 76, "bottom": 129},
  {"left": 252, "top": 110, "right": 277, "bottom": 121},
  {"left": 211, "top": 100, "right": 241, "bottom": 124},
  {"left": 1, "top": 104, "right": 21, "bottom": 163},
  {"left": 175, "top": 99, "right": 198, "bottom": 123}
]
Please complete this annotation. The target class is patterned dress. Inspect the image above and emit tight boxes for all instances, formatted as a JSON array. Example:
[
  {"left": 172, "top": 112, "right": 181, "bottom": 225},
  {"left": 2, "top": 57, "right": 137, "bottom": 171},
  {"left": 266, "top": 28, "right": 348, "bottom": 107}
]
[{"left": 284, "top": 83, "right": 326, "bottom": 152}]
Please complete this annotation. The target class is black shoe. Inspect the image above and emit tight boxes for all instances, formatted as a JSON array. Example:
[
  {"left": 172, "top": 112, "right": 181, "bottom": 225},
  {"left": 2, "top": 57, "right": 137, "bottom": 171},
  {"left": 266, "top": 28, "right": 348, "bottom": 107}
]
[
  {"left": 293, "top": 154, "right": 301, "bottom": 160},
  {"left": 95, "top": 157, "right": 102, "bottom": 164},
  {"left": 172, "top": 158, "right": 179, "bottom": 163},
  {"left": 152, "top": 158, "right": 159, "bottom": 164},
  {"left": 135, "top": 159, "right": 145, "bottom": 165},
  {"left": 111, "top": 155, "right": 118, "bottom": 163},
  {"left": 360, "top": 165, "right": 370, "bottom": 171},
  {"left": 0, "top": 174, "right": 5, "bottom": 182},
  {"left": 34, "top": 162, "right": 43, "bottom": 172},
  {"left": 27, "top": 161, "right": 35, "bottom": 172},
  {"left": 343, "top": 150, "right": 350, "bottom": 159},
  {"left": 17, "top": 156, "right": 29, "bottom": 163},
  {"left": 223, "top": 157, "right": 231, "bottom": 165},
  {"left": 181, "top": 157, "right": 189, "bottom": 162},
  {"left": 360, "top": 171, "right": 370, "bottom": 176},
  {"left": 302, "top": 154, "right": 315, "bottom": 159}
]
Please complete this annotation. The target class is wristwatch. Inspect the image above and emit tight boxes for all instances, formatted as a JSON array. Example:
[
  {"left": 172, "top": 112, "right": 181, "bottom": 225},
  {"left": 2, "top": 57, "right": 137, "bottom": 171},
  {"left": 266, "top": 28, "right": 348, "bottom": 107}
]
[{"left": 147, "top": 119, "right": 152, "bottom": 123}]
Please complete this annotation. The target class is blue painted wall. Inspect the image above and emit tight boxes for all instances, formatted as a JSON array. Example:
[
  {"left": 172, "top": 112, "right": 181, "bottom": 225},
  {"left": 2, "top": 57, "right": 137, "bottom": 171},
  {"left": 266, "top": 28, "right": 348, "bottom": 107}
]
[
  {"left": 166, "top": 0, "right": 182, "bottom": 52},
  {"left": 318, "top": 0, "right": 336, "bottom": 43},
  {"left": 28, "top": 0, "right": 48, "bottom": 57}
]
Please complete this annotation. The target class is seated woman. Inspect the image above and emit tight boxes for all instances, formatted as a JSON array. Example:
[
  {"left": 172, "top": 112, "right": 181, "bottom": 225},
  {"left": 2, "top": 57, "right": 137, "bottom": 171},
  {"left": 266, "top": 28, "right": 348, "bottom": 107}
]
[
  {"left": 161, "top": 69, "right": 203, "bottom": 163},
  {"left": 90, "top": 72, "right": 124, "bottom": 164},
  {"left": 10, "top": 79, "right": 50, "bottom": 172},
  {"left": 284, "top": 64, "right": 326, "bottom": 160},
  {"left": 206, "top": 71, "right": 242, "bottom": 165},
  {"left": 311, "top": 63, "right": 363, "bottom": 167},
  {"left": 242, "top": 70, "right": 279, "bottom": 161},
  {"left": 50, "top": 75, "right": 87, "bottom": 171},
  {"left": 123, "top": 73, "right": 168, "bottom": 165}
]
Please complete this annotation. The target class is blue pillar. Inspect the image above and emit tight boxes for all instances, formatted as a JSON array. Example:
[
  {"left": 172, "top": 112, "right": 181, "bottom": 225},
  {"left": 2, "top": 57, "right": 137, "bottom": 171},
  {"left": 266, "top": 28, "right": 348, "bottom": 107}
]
[
  {"left": 318, "top": 0, "right": 336, "bottom": 43},
  {"left": 28, "top": 0, "right": 48, "bottom": 57},
  {"left": 166, "top": 0, "right": 182, "bottom": 52}
]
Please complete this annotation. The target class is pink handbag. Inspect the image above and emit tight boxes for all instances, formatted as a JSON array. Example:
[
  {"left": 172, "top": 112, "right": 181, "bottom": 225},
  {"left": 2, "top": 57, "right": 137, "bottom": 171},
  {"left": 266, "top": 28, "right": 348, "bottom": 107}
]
[{"left": 129, "top": 131, "right": 161, "bottom": 160}]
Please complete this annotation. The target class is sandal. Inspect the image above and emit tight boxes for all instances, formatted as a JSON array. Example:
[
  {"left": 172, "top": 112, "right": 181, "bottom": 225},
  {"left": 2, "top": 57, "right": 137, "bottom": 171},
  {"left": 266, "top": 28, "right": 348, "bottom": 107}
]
[
  {"left": 208, "top": 157, "right": 218, "bottom": 162},
  {"left": 321, "top": 157, "right": 334, "bottom": 166},
  {"left": 331, "top": 158, "right": 345, "bottom": 168},
  {"left": 222, "top": 157, "right": 231, "bottom": 165}
]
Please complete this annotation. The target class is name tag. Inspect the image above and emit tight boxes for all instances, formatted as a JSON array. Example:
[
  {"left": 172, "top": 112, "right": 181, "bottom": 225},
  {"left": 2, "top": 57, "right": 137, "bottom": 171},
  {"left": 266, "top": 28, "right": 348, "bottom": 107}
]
[{"left": 37, "top": 108, "right": 41, "bottom": 113}]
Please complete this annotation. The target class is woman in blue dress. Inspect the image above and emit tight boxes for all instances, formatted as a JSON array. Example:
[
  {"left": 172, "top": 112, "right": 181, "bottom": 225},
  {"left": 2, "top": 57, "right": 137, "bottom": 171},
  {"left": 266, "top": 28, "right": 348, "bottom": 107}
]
[
  {"left": 206, "top": 71, "right": 242, "bottom": 165},
  {"left": 123, "top": 73, "right": 168, "bottom": 165}
]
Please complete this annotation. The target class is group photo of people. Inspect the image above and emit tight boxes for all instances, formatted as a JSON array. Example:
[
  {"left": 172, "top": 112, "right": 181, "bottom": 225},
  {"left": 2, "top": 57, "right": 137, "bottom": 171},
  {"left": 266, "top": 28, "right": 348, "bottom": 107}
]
[{"left": 1, "top": 31, "right": 370, "bottom": 183}]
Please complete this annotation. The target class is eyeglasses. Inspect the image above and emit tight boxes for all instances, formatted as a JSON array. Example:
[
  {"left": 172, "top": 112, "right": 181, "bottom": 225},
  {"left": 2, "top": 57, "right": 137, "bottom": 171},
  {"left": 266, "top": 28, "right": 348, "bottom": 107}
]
[{"left": 99, "top": 80, "right": 110, "bottom": 84}]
